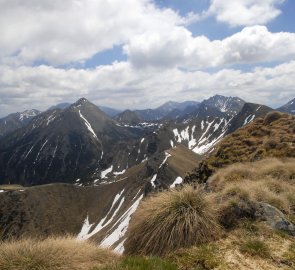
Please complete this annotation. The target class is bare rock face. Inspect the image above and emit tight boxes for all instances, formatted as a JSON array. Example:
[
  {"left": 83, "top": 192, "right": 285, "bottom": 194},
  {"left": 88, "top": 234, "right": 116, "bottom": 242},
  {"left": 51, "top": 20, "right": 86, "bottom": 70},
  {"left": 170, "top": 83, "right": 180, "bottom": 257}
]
[{"left": 255, "top": 202, "right": 295, "bottom": 236}]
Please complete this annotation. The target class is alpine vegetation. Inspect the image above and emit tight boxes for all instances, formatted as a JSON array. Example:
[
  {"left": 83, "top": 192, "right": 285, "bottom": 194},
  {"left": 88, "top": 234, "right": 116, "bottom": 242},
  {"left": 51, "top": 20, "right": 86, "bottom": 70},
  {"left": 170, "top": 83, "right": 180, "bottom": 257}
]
[
  {"left": 0, "top": 236, "right": 119, "bottom": 270},
  {"left": 124, "top": 185, "right": 220, "bottom": 256}
]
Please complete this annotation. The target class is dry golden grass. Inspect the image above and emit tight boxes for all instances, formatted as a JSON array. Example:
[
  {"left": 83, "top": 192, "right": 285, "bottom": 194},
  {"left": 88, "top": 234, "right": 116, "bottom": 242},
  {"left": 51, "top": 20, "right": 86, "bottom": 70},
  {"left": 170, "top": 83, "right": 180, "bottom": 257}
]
[
  {"left": 125, "top": 157, "right": 295, "bottom": 269},
  {"left": 207, "top": 158, "right": 295, "bottom": 228},
  {"left": 0, "top": 236, "right": 119, "bottom": 270},
  {"left": 168, "top": 220, "right": 295, "bottom": 270},
  {"left": 0, "top": 184, "right": 24, "bottom": 190},
  {"left": 124, "top": 186, "right": 221, "bottom": 256}
]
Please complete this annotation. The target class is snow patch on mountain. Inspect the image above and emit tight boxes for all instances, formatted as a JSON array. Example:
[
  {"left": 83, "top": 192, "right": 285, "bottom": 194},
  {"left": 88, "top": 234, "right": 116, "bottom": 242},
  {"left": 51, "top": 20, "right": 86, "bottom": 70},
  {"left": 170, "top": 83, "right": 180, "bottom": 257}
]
[
  {"left": 77, "top": 216, "right": 93, "bottom": 240},
  {"left": 188, "top": 125, "right": 196, "bottom": 149},
  {"left": 100, "top": 193, "right": 144, "bottom": 253},
  {"left": 24, "top": 144, "right": 35, "bottom": 159},
  {"left": 201, "top": 120, "right": 204, "bottom": 130},
  {"left": 170, "top": 176, "right": 183, "bottom": 188},
  {"left": 19, "top": 110, "right": 39, "bottom": 122},
  {"left": 77, "top": 189, "right": 125, "bottom": 240},
  {"left": 173, "top": 126, "right": 197, "bottom": 149},
  {"left": 192, "top": 118, "right": 231, "bottom": 155},
  {"left": 101, "top": 165, "right": 113, "bottom": 179},
  {"left": 33, "top": 139, "right": 48, "bottom": 164},
  {"left": 150, "top": 174, "right": 157, "bottom": 188},
  {"left": 114, "top": 169, "right": 126, "bottom": 176},
  {"left": 159, "top": 152, "right": 171, "bottom": 168},
  {"left": 170, "top": 140, "right": 174, "bottom": 148},
  {"left": 46, "top": 114, "right": 56, "bottom": 126},
  {"left": 193, "top": 131, "right": 225, "bottom": 155},
  {"left": 78, "top": 110, "right": 98, "bottom": 140},
  {"left": 243, "top": 115, "right": 255, "bottom": 125}
]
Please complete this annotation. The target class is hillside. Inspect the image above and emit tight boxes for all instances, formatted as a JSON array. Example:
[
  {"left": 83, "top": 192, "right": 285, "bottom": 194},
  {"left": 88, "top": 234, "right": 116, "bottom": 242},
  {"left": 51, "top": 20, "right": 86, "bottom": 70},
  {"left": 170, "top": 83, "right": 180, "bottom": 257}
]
[
  {"left": 121, "top": 157, "right": 295, "bottom": 269},
  {"left": 227, "top": 102, "right": 273, "bottom": 134},
  {"left": 2, "top": 158, "right": 295, "bottom": 270},
  {"left": 0, "top": 145, "right": 201, "bottom": 252},
  {"left": 186, "top": 111, "right": 295, "bottom": 183},
  {"left": 278, "top": 97, "right": 295, "bottom": 115},
  {"left": 0, "top": 98, "right": 149, "bottom": 185}
]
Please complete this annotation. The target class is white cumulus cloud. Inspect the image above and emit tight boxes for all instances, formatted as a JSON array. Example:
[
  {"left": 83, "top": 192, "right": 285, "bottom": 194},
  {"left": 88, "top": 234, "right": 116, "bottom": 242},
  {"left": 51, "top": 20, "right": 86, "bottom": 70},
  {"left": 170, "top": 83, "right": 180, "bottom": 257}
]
[
  {"left": 0, "top": 0, "right": 188, "bottom": 66},
  {"left": 0, "top": 60, "right": 295, "bottom": 116},
  {"left": 125, "top": 25, "right": 295, "bottom": 69},
  {"left": 207, "top": 0, "right": 285, "bottom": 27}
]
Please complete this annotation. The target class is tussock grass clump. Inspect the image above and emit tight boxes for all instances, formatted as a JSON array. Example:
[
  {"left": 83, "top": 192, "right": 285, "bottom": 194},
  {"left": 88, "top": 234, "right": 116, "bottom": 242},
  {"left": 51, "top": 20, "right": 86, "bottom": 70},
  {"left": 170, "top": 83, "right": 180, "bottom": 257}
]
[
  {"left": 124, "top": 186, "right": 220, "bottom": 256},
  {"left": 264, "top": 139, "right": 278, "bottom": 150},
  {"left": 263, "top": 111, "right": 285, "bottom": 125},
  {"left": 0, "top": 236, "right": 118, "bottom": 270},
  {"left": 239, "top": 239, "right": 271, "bottom": 258}
]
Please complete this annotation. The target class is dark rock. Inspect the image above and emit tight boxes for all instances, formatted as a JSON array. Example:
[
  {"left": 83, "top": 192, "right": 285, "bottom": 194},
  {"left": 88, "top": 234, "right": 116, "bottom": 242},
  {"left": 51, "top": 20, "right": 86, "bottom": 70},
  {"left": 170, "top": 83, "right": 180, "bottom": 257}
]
[{"left": 255, "top": 202, "right": 295, "bottom": 236}]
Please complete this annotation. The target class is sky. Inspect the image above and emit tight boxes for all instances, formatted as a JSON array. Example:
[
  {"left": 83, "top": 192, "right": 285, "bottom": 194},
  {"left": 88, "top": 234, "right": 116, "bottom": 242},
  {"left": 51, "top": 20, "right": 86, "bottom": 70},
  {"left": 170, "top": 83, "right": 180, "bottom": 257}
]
[{"left": 0, "top": 0, "right": 295, "bottom": 116}]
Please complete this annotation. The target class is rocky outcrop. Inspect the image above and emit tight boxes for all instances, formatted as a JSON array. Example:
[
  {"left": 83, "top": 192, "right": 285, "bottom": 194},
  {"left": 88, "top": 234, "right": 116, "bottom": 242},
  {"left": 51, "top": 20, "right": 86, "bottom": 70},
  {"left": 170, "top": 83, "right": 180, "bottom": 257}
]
[{"left": 255, "top": 202, "right": 295, "bottom": 236}]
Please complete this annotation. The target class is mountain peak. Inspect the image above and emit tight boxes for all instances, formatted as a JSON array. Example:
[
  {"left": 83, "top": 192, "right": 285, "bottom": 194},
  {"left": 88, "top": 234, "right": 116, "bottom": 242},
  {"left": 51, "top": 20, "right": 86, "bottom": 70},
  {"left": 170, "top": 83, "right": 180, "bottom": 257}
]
[
  {"left": 75, "top": 97, "right": 90, "bottom": 105},
  {"left": 212, "top": 94, "right": 226, "bottom": 99},
  {"left": 69, "top": 98, "right": 93, "bottom": 110},
  {"left": 203, "top": 95, "right": 245, "bottom": 116},
  {"left": 115, "top": 109, "right": 143, "bottom": 124}
]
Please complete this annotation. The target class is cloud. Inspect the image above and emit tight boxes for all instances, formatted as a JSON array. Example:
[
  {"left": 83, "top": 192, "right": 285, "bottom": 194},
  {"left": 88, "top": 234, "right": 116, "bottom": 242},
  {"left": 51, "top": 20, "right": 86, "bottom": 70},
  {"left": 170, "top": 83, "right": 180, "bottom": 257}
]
[
  {"left": 1, "top": 60, "right": 295, "bottom": 116},
  {"left": 0, "top": 0, "right": 293, "bottom": 117},
  {"left": 0, "top": 0, "right": 188, "bottom": 66},
  {"left": 125, "top": 25, "right": 295, "bottom": 69},
  {"left": 207, "top": 0, "right": 285, "bottom": 27},
  {"left": 0, "top": 0, "right": 291, "bottom": 70}
]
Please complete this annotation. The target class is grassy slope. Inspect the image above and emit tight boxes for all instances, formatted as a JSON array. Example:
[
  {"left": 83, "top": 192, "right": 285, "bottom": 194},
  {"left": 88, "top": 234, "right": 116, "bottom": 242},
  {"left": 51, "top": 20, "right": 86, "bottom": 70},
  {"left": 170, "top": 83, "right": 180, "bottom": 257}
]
[
  {"left": 166, "top": 145, "right": 202, "bottom": 178},
  {"left": 168, "top": 221, "right": 295, "bottom": 270},
  {"left": 186, "top": 112, "right": 295, "bottom": 183},
  {"left": 122, "top": 158, "right": 295, "bottom": 269}
]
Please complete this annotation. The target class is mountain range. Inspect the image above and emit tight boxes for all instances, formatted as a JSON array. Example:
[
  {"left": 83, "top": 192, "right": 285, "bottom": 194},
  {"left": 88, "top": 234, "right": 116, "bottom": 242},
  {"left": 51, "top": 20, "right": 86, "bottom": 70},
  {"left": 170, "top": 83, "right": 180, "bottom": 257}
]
[
  {"left": 1, "top": 94, "right": 292, "bottom": 186},
  {"left": 0, "top": 94, "right": 294, "bottom": 252}
]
